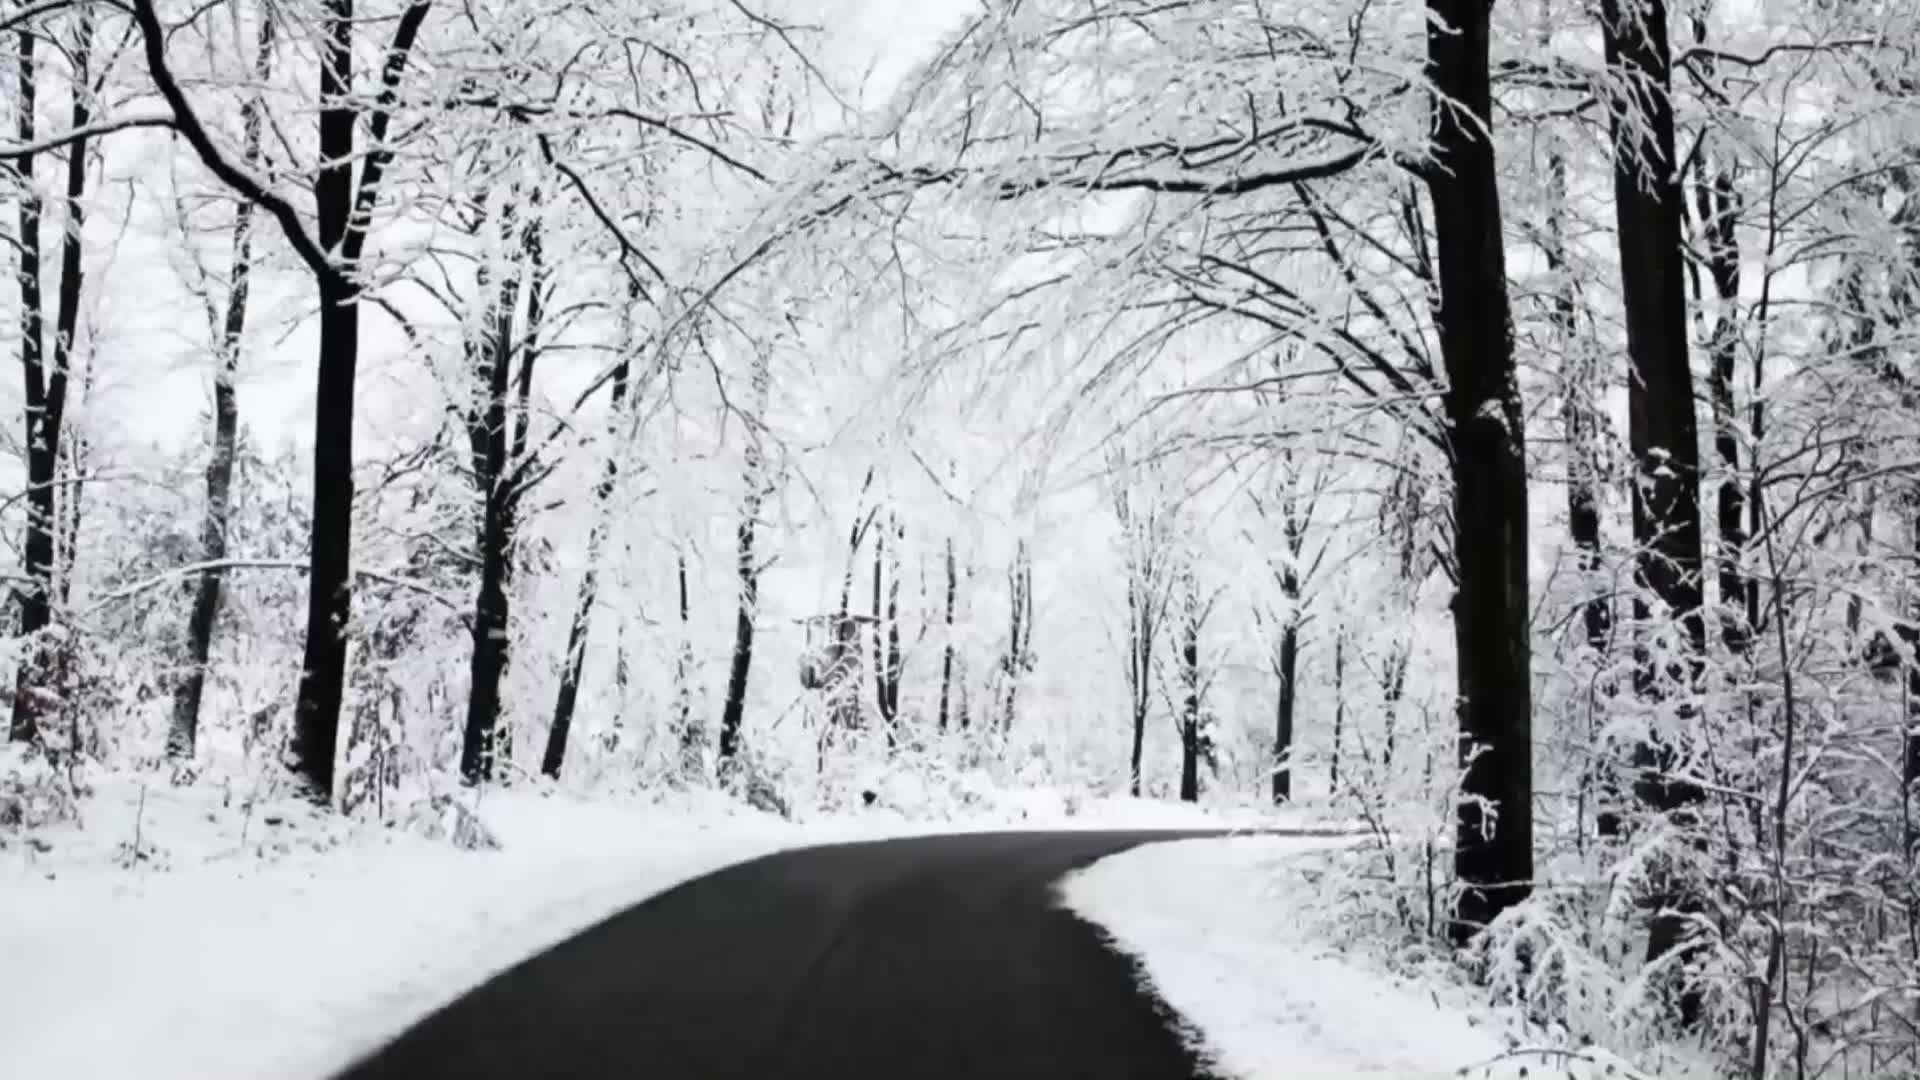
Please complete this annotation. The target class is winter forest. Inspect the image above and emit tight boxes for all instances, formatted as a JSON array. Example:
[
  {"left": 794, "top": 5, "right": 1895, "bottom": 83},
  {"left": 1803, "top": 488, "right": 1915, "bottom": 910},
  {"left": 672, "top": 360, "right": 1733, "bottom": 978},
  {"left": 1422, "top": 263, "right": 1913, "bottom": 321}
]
[{"left": 5, "top": 0, "right": 1920, "bottom": 1075}]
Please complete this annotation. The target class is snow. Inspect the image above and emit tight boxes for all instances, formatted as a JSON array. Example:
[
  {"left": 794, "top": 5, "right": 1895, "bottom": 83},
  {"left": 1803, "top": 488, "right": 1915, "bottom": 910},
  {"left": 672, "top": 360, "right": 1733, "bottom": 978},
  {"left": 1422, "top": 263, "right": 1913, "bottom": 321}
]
[
  {"left": 1062, "top": 836, "right": 1649, "bottom": 1080},
  {"left": 0, "top": 771, "right": 1299, "bottom": 1080},
  {"left": 0, "top": 784, "right": 831, "bottom": 1080}
]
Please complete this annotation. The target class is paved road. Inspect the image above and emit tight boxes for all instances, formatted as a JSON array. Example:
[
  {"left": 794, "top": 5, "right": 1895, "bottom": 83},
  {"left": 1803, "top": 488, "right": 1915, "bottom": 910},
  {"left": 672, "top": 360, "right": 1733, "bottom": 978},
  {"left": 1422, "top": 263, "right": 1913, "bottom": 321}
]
[{"left": 333, "top": 829, "right": 1228, "bottom": 1080}]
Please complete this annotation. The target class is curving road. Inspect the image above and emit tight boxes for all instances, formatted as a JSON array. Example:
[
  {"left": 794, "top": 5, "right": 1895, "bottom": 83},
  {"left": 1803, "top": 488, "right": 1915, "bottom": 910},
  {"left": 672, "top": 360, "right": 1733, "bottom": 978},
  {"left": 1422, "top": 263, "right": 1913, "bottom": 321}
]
[{"left": 332, "top": 829, "right": 1227, "bottom": 1080}]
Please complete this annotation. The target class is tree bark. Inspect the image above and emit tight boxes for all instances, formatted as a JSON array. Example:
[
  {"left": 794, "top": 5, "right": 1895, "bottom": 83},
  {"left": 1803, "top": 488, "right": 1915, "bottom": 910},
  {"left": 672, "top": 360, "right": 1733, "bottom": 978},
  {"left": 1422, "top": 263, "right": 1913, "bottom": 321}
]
[
  {"left": 169, "top": 16, "right": 273, "bottom": 760},
  {"left": 938, "top": 536, "right": 957, "bottom": 731},
  {"left": 1602, "top": 0, "right": 1708, "bottom": 1019},
  {"left": 131, "top": 0, "right": 433, "bottom": 805},
  {"left": 1331, "top": 628, "right": 1346, "bottom": 792},
  {"left": 1178, "top": 569, "right": 1202, "bottom": 803},
  {"left": 716, "top": 351, "right": 773, "bottom": 767},
  {"left": 1426, "top": 0, "right": 1535, "bottom": 945},
  {"left": 287, "top": 0, "right": 364, "bottom": 803},
  {"left": 11, "top": 16, "right": 87, "bottom": 743},
  {"left": 1274, "top": 488, "right": 1305, "bottom": 799},
  {"left": 461, "top": 210, "right": 542, "bottom": 785},
  {"left": 8, "top": 26, "right": 45, "bottom": 745},
  {"left": 1696, "top": 151, "right": 1748, "bottom": 655},
  {"left": 999, "top": 539, "right": 1032, "bottom": 733},
  {"left": 1546, "top": 143, "right": 1612, "bottom": 654}
]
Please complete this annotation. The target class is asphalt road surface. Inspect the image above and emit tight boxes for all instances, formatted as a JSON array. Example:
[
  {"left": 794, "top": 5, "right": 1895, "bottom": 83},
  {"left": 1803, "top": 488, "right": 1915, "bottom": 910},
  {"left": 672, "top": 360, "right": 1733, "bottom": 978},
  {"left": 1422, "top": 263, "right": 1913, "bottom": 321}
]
[{"left": 333, "top": 829, "right": 1230, "bottom": 1080}]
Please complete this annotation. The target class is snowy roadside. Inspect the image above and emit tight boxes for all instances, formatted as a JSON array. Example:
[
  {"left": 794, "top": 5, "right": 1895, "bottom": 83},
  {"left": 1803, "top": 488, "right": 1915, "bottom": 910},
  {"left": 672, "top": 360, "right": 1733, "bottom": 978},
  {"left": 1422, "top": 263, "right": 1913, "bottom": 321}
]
[
  {"left": 0, "top": 773, "right": 1295, "bottom": 1080},
  {"left": 1061, "top": 837, "right": 1649, "bottom": 1080},
  {"left": 0, "top": 785, "right": 833, "bottom": 1080}
]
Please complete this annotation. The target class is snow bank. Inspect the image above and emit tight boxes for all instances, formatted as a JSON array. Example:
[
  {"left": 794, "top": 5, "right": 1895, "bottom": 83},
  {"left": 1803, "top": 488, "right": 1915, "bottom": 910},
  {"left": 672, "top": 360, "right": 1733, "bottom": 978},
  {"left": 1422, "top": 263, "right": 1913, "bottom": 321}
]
[
  {"left": 0, "top": 782, "right": 821, "bottom": 1080},
  {"left": 1062, "top": 836, "right": 1649, "bottom": 1080},
  {"left": 0, "top": 771, "right": 1284, "bottom": 1080}
]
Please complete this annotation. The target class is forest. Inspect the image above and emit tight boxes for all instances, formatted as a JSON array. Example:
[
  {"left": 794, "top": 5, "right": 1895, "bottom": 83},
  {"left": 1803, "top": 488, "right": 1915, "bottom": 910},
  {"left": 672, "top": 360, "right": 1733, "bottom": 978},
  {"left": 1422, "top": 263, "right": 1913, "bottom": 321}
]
[{"left": 4, "top": 0, "right": 1920, "bottom": 1075}]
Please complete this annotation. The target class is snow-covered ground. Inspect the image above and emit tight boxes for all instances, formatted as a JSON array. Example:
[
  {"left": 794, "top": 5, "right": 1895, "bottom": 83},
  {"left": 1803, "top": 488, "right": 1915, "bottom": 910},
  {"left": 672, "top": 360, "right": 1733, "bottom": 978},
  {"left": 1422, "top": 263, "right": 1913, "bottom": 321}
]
[
  {"left": 0, "top": 771, "right": 1306, "bottom": 1080},
  {"left": 0, "top": 784, "right": 825, "bottom": 1080},
  {"left": 3, "top": 772, "right": 1652, "bottom": 1080},
  {"left": 1062, "top": 836, "right": 1651, "bottom": 1080}
]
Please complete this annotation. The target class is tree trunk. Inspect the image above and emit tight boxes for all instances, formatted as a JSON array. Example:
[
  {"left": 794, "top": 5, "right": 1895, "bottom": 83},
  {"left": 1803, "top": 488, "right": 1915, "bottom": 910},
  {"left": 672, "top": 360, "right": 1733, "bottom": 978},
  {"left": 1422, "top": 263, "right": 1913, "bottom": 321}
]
[
  {"left": 542, "top": 371, "right": 629, "bottom": 779},
  {"left": 1331, "top": 627, "right": 1346, "bottom": 793},
  {"left": 461, "top": 496, "right": 515, "bottom": 784},
  {"left": 1178, "top": 570, "right": 1202, "bottom": 803},
  {"left": 1546, "top": 143, "right": 1612, "bottom": 654},
  {"left": 1696, "top": 151, "right": 1748, "bottom": 655},
  {"left": 286, "top": 2, "right": 364, "bottom": 804},
  {"left": 1272, "top": 617, "right": 1298, "bottom": 804},
  {"left": 1127, "top": 570, "right": 1150, "bottom": 796},
  {"left": 675, "top": 545, "right": 701, "bottom": 776},
  {"left": 169, "top": 15, "right": 272, "bottom": 760},
  {"left": 872, "top": 516, "right": 902, "bottom": 744},
  {"left": 1000, "top": 539, "right": 1032, "bottom": 733},
  {"left": 1602, "top": 0, "right": 1708, "bottom": 1019},
  {"left": 716, "top": 351, "right": 773, "bottom": 767},
  {"left": 1426, "top": 0, "right": 1535, "bottom": 946},
  {"left": 457, "top": 211, "right": 528, "bottom": 786},
  {"left": 9, "top": 26, "right": 45, "bottom": 745},
  {"left": 11, "top": 18, "right": 88, "bottom": 744},
  {"left": 938, "top": 536, "right": 957, "bottom": 731}
]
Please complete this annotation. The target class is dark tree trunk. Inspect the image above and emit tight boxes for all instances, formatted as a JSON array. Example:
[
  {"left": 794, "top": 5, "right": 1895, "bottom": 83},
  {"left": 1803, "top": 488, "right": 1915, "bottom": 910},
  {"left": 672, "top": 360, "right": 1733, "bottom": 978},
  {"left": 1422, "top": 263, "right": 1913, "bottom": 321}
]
[
  {"left": 461, "top": 212, "right": 542, "bottom": 785},
  {"left": 11, "top": 18, "right": 87, "bottom": 744},
  {"left": 716, "top": 517, "right": 759, "bottom": 766},
  {"left": 1272, "top": 620, "right": 1297, "bottom": 803},
  {"left": 543, "top": 281, "right": 632, "bottom": 780},
  {"left": 1546, "top": 144, "right": 1612, "bottom": 654},
  {"left": 543, "top": 557, "right": 595, "bottom": 780},
  {"left": 1331, "top": 628, "right": 1346, "bottom": 792},
  {"left": 937, "top": 536, "right": 957, "bottom": 731},
  {"left": 675, "top": 545, "right": 701, "bottom": 775},
  {"left": 169, "top": 16, "right": 272, "bottom": 760},
  {"left": 1696, "top": 154, "right": 1748, "bottom": 655},
  {"left": 9, "top": 27, "right": 45, "bottom": 744},
  {"left": 1127, "top": 571, "right": 1150, "bottom": 797},
  {"left": 461, "top": 497, "right": 515, "bottom": 783},
  {"left": 1602, "top": 0, "right": 1708, "bottom": 1019},
  {"left": 1000, "top": 539, "right": 1032, "bottom": 733},
  {"left": 1268, "top": 469, "right": 1308, "bottom": 805},
  {"left": 132, "top": 0, "right": 431, "bottom": 806},
  {"left": 717, "top": 355, "right": 772, "bottom": 767},
  {"left": 286, "top": 2, "right": 364, "bottom": 803},
  {"left": 871, "top": 517, "right": 903, "bottom": 745},
  {"left": 288, "top": 277, "right": 359, "bottom": 800},
  {"left": 1178, "top": 573, "right": 1202, "bottom": 803},
  {"left": 1426, "top": 0, "right": 1535, "bottom": 945}
]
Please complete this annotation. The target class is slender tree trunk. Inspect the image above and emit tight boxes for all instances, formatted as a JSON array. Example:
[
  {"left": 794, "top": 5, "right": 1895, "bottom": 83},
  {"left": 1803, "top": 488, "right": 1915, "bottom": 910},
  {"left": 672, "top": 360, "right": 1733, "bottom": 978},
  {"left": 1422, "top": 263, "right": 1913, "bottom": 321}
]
[
  {"left": 12, "top": 18, "right": 87, "bottom": 744},
  {"left": 1331, "top": 627, "right": 1346, "bottom": 792},
  {"left": 1000, "top": 539, "right": 1032, "bottom": 733},
  {"left": 675, "top": 545, "right": 701, "bottom": 775},
  {"left": 461, "top": 496, "right": 515, "bottom": 783},
  {"left": 717, "top": 351, "right": 773, "bottom": 767},
  {"left": 938, "top": 536, "right": 957, "bottom": 731},
  {"left": 1178, "top": 570, "right": 1202, "bottom": 803},
  {"left": 1271, "top": 482, "right": 1306, "bottom": 804},
  {"left": 1427, "top": 0, "right": 1535, "bottom": 945},
  {"left": 542, "top": 355, "right": 630, "bottom": 780},
  {"left": 1127, "top": 572, "right": 1150, "bottom": 796},
  {"left": 1602, "top": 0, "right": 1708, "bottom": 1019},
  {"left": 9, "top": 26, "right": 44, "bottom": 745},
  {"left": 170, "top": 16, "right": 272, "bottom": 760},
  {"left": 872, "top": 517, "right": 902, "bottom": 745},
  {"left": 459, "top": 208, "right": 536, "bottom": 786},
  {"left": 1546, "top": 144, "right": 1611, "bottom": 653},
  {"left": 1273, "top": 618, "right": 1298, "bottom": 803},
  {"left": 1697, "top": 153, "right": 1748, "bottom": 655},
  {"left": 286, "top": 3, "right": 363, "bottom": 803}
]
